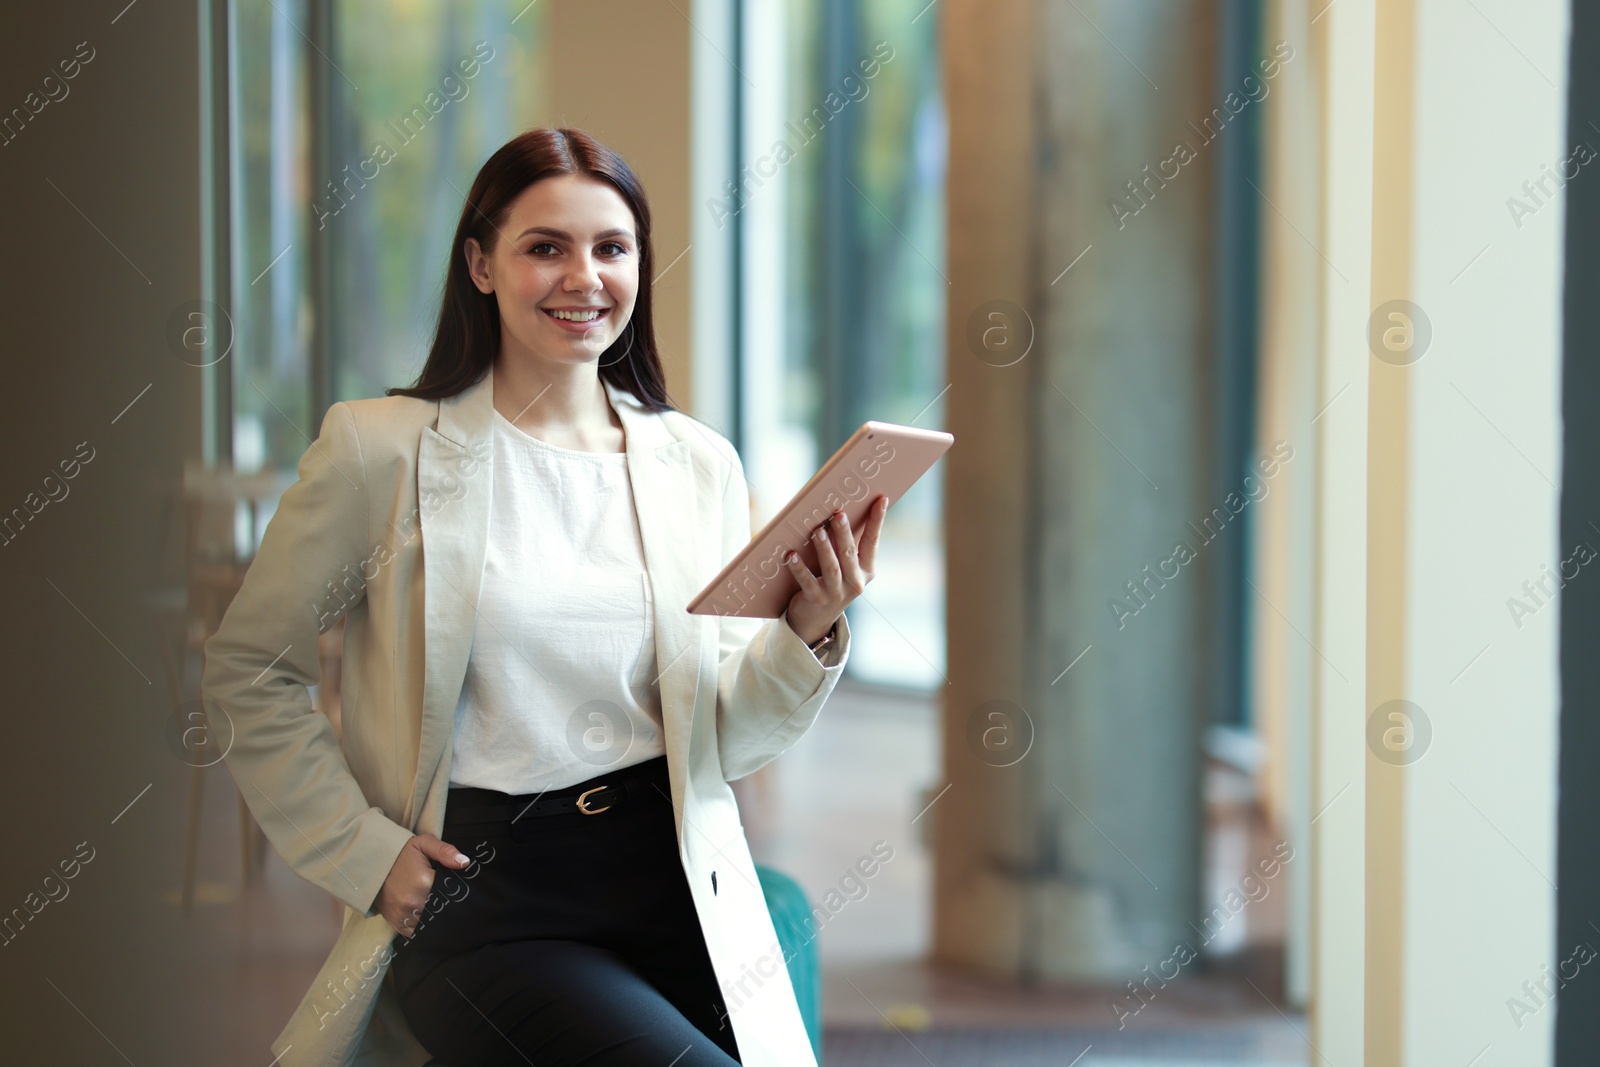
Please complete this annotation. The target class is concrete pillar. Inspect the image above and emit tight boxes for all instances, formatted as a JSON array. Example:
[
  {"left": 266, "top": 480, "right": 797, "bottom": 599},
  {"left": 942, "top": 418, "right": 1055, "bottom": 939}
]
[{"left": 940, "top": 0, "right": 1221, "bottom": 983}]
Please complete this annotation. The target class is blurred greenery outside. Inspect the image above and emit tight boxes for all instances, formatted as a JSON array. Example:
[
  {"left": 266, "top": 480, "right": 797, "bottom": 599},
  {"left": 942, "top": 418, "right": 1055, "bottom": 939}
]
[
  {"left": 230, "top": 0, "right": 944, "bottom": 688},
  {"left": 232, "top": 0, "right": 545, "bottom": 473}
]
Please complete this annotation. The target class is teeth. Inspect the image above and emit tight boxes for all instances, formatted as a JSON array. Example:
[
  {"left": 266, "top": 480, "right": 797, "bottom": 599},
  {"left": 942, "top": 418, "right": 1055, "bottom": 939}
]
[{"left": 550, "top": 309, "right": 603, "bottom": 322}]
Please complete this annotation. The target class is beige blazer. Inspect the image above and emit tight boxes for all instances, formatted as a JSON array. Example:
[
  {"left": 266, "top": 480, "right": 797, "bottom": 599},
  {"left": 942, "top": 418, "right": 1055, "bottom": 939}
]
[{"left": 201, "top": 372, "right": 850, "bottom": 1067}]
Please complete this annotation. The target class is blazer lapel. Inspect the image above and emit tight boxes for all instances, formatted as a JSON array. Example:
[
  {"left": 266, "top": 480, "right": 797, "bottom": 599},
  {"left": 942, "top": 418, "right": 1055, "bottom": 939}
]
[
  {"left": 406, "top": 372, "right": 703, "bottom": 833},
  {"left": 407, "top": 372, "right": 496, "bottom": 825}
]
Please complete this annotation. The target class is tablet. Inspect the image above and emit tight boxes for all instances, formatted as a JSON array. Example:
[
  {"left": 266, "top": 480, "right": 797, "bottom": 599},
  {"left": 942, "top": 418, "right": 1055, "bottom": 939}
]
[{"left": 688, "top": 421, "right": 954, "bottom": 618}]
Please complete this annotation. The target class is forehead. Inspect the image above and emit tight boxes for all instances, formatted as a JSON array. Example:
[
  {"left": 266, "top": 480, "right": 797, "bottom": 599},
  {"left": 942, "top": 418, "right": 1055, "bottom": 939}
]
[{"left": 504, "top": 174, "right": 636, "bottom": 237}]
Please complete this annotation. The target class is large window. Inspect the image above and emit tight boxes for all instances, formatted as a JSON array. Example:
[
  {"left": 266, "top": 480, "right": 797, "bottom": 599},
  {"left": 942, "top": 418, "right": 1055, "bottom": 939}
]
[
  {"left": 228, "top": 0, "right": 546, "bottom": 477},
  {"left": 228, "top": 0, "right": 315, "bottom": 475},
  {"left": 325, "top": 1, "right": 546, "bottom": 404},
  {"left": 745, "top": 0, "right": 947, "bottom": 689},
  {"left": 225, "top": 0, "right": 945, "bottom": 690}
]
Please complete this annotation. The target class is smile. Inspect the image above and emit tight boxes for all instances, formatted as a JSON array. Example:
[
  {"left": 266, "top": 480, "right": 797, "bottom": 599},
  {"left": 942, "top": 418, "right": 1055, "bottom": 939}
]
[{"left": 544, "top": 308, "right": 608, "bottom": 323}]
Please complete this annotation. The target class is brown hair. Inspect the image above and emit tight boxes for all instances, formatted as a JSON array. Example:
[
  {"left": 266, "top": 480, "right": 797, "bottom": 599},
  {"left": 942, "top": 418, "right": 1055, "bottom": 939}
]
[{"left": 388, "top": 127, "right": 677, "bottom": 411}]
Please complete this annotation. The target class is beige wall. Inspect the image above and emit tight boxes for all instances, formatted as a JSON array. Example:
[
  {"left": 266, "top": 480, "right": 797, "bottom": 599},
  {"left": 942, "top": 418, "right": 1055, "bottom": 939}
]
[{"left": 545, "top": 0, "right": 695, "bottom": 409}]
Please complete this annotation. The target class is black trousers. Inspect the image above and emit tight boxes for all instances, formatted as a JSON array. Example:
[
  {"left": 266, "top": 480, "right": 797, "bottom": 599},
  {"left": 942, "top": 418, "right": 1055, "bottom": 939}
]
[{"left": 388, "top": 754, "right": 742, "bottom": 1066}]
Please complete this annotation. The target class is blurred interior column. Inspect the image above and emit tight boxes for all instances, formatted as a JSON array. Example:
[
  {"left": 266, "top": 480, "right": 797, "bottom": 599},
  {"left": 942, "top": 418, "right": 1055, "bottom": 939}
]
[{"left": 940, "top": 0, "right": 1224, "bottom": 981}]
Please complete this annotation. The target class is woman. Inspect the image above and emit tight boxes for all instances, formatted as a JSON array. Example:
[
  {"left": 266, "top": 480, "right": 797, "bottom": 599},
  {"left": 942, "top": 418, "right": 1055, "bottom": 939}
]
[{"left": 201, "top": 127, "right": 886, "bottom": 1067}]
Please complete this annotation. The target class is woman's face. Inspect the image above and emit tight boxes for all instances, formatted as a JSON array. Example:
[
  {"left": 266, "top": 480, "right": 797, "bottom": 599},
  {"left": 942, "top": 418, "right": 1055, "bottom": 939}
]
[{"left": 466, "top": 174, "right": 641, "bottom": 368}]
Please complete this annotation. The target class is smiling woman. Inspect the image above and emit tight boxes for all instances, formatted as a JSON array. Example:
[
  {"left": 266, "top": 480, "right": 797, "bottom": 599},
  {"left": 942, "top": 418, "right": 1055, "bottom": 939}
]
[{"left": 204, "top": 126, "right": 875, "bottom": 1067}]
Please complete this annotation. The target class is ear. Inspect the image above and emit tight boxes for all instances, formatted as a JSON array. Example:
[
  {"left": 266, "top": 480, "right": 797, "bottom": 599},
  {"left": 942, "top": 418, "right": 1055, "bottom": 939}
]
[{"left": 464, "top": 236, "right": 494, "bottom": 295}]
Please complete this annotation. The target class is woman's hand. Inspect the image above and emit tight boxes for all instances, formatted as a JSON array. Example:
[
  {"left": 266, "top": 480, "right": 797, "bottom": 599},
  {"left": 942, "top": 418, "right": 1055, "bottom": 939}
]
[
  {"left": 376, "top": 833, "right": 474, "bottom": 938},
  {"left": 783, "top": 493, "right": 889, "bottom": 645}
]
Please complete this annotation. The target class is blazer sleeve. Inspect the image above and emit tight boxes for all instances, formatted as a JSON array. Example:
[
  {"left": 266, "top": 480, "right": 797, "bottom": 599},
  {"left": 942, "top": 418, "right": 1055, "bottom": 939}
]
[
  {"left": 713, "top": 445, "right": 852, "bottom": 782},
  {"left": 200, "top": 401, "right": 415, "bottom": 917}
]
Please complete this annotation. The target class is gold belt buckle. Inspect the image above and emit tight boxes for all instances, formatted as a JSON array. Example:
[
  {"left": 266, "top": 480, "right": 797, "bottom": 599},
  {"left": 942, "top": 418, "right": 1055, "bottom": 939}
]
[{"left": 576, "top": 784, "right": 612, "bottom": 815}]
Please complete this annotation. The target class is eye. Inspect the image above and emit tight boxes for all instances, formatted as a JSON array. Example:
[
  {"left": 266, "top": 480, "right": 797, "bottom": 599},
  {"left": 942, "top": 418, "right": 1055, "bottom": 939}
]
[
  {"left": 598, "top": 241, "right": 629, "bottom": 257},
  {"left": 525, "top": 241, "right": 558, "bottom": 256}
]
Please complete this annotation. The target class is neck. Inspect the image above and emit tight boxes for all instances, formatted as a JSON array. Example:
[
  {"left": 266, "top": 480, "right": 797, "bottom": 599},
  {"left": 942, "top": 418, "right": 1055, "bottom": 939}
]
[{"left": 491, "top": 356, "right": 610, "bottom": 433}]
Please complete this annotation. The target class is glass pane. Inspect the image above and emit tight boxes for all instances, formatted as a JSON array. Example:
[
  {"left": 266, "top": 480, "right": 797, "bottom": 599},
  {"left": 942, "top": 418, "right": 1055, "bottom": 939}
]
[
  {"left": 330, "top": 1, "right": 547, "bottom": 402},
  {"left": 778, "top": 0, "right": 947, "bottom": 689},
  {"left": 230, "top": 0, "right": 315, "bottom": 476}
]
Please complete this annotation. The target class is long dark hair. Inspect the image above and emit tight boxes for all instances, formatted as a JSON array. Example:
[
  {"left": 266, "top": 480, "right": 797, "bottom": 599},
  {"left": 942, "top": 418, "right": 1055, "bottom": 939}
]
[{"left": 388, "top": 127, "right": 677, "bottom": 412}]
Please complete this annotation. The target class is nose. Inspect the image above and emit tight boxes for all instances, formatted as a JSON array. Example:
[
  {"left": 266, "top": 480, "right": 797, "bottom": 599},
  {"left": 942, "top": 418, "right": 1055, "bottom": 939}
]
[{"left": 563, "top": 249, "right": 602, "bottom": 295}]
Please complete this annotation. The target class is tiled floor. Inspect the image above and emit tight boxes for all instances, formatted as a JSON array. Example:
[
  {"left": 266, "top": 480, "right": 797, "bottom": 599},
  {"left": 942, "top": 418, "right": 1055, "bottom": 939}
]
[{"left": 819, "top": 1027, "right": 1306, "bottom": 1067}]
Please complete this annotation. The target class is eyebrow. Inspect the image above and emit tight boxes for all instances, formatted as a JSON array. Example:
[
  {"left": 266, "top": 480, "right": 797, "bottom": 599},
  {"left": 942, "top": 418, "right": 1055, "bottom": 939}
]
[{"left": 514, "top": 226, "right": 635, "bottom": 242}]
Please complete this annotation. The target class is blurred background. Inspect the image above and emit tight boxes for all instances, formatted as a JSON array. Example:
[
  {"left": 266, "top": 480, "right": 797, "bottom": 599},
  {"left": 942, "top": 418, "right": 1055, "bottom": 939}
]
[{"left": 3, "top": 0, "right": 1599, "bottom": 1064}]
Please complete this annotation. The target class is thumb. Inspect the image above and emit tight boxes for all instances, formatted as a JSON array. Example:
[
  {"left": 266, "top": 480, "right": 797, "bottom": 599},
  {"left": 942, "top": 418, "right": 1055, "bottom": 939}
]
[{"left": 413, "top": 834, "right": 472, "bottom": 869}]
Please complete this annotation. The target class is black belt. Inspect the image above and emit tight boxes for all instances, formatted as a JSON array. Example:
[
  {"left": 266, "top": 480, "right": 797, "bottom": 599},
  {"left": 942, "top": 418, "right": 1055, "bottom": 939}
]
[{"left": 445, "top": 756, "right": 670, "bottom": 824}]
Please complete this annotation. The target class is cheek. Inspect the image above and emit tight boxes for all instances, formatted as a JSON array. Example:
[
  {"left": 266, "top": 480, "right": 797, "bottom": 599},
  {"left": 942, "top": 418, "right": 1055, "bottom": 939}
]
[
  {"left": 604, "top": 271, "right": 636, "bottom": 303},
  {"left": 606, "top": 268, "right": 641, "bottom": 312},
  {"left": 515, "top": 261, "right": 561, "bottom": 297}
]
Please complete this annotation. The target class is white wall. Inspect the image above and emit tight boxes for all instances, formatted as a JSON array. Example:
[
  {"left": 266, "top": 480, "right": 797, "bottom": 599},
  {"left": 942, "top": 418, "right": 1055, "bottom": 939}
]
[
  {"left": 1395, "top": 0, "right": 1566, "bottom": 1061},
  {"left": 1264, "top": 0, "right": 1566, "bottom": 1061}
]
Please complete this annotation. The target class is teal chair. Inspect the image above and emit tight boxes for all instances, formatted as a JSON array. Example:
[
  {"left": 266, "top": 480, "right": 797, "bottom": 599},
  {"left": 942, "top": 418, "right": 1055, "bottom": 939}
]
[
  {"left": 754, "top": 864, "right": 823, "bottom": 1063},
  {"left": 424, "top": 867, "right": 823, "bottom": 1066}
]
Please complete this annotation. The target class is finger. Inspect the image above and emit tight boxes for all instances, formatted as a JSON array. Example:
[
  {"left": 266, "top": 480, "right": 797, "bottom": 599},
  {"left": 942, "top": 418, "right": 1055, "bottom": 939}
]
[
  {"left": 812, "top": 522, "right": 844, "bottom": 594},
  {"left": 827, "top": 513, "right": 866, "bottom": 595},
  {"left": 857, "top": 495, "right": 888, "bottom": 574},
  {"left": 833, "top": 509, "right": 854, "bottom": 556},
  {"left": 420, "top": 837, "right": 472, "bottom": 868},
  {"left": 784, "top": 548, "right": 823, "bottom": 598}
]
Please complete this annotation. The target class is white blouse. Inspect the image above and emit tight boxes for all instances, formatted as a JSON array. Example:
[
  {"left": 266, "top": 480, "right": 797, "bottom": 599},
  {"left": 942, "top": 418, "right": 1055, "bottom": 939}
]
[{"left": 448, "top": 408, "right": 666, "bottom": 794}]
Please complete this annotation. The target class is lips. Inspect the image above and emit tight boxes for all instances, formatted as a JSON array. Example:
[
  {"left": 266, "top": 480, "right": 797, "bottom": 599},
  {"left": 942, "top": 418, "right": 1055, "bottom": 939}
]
[{"left": 542, "top": 306, "right": 610, "bottom": 333}]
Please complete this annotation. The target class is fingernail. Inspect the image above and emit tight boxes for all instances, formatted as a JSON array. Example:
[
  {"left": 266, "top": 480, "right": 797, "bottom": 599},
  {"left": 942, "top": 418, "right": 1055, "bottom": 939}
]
[{"left": 455, "top": 853, "right": 469, "bottom": 865}]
